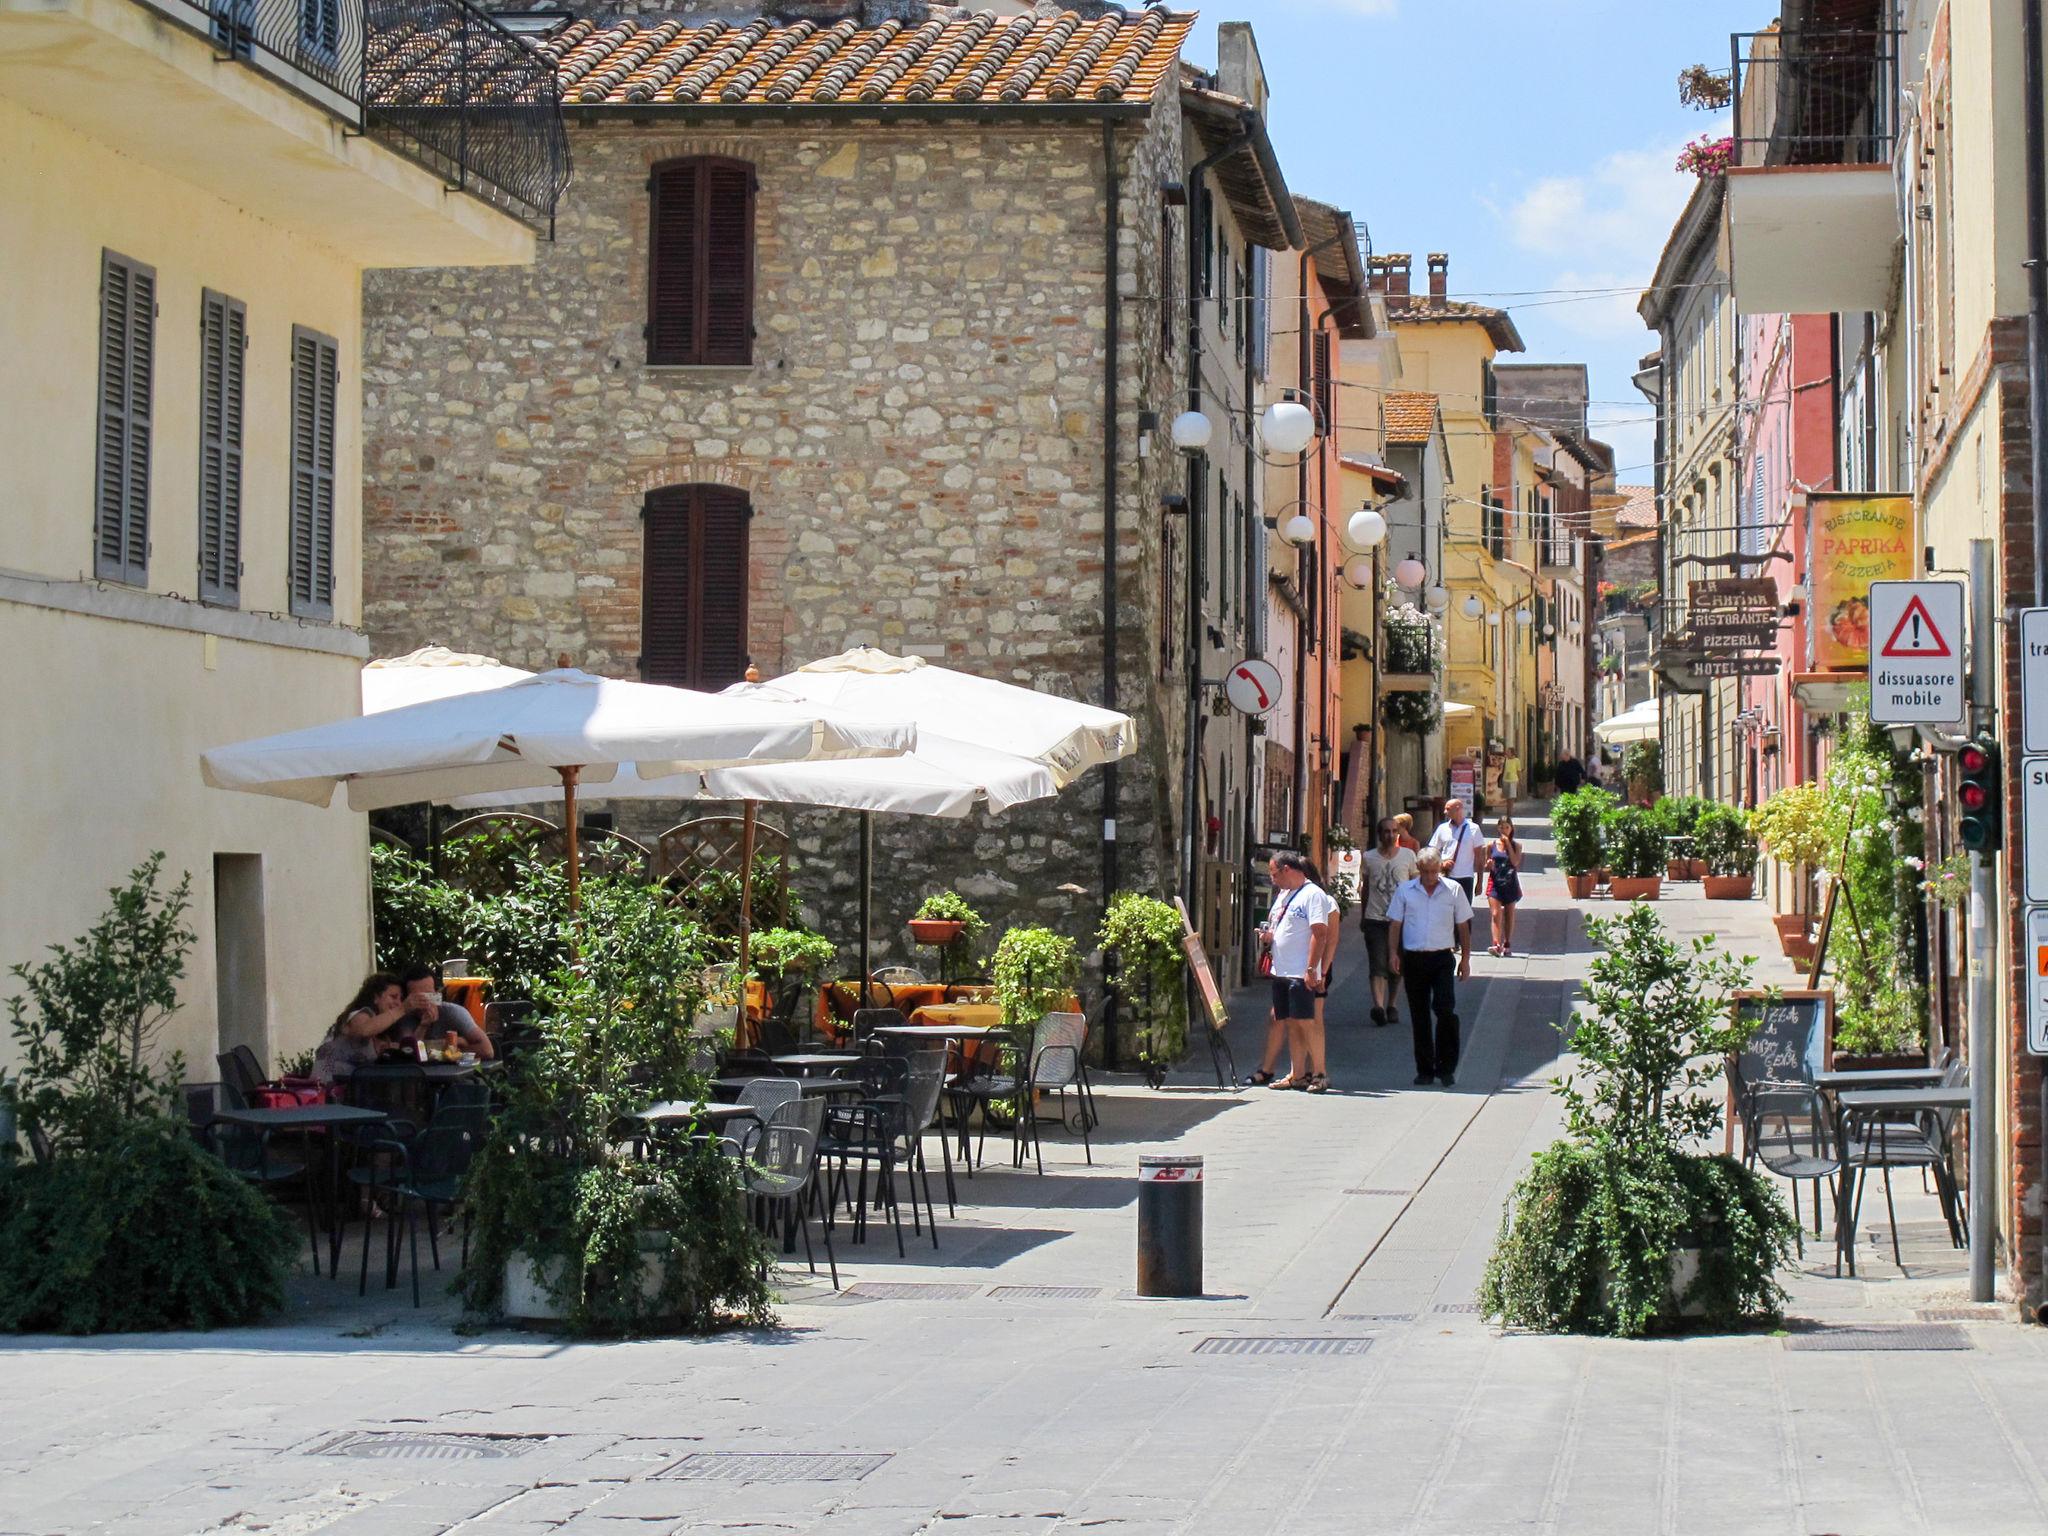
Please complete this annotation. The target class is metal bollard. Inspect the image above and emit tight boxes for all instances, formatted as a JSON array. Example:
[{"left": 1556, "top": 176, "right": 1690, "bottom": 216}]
[{"left": 1136, "top": 1154, "right": 1204, "bottom": 1297}]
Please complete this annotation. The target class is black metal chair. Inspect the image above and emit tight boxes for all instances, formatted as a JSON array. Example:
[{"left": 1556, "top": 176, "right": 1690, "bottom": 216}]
[
  {"left": 1748, "top": 1084, "right": 1844, "bottom": 1272},
  {"left": 850, "top": 1007, "right": 907, "bottom": 1053},
  {"left": 203, "top": 1080, "right": 321, "bottom": 1270},
  {"left": 350, "top": 1120, "right": 481, "bottom": 1306},
  {"left": 731, "top": 1096, "right": 836, "bottom": 1290}
]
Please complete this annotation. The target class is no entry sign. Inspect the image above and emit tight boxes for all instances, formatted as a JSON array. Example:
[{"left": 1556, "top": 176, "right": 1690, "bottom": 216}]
[{"left": 1867, "top": 581, "right": 1965, "bottom": 726}]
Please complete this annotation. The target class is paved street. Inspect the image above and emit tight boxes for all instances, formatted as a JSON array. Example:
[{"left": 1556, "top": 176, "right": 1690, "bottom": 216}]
[{"left": 3, "top": 832, "right": 2043, "bottom": 1536}]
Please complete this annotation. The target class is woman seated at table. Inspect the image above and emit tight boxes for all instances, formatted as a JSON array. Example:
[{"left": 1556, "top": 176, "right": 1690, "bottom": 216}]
[
  {"left": 312, "top": 973, "right": 407, "bottom": 1086},
  {"left": 397, "top": 963, "right": 496, "bottom": 1061}
]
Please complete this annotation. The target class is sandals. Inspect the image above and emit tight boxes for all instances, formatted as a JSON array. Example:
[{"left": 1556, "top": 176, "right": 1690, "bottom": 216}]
[
  {"left": 1306, "top": 1074, "right": 1330, "bottom": 1095},
  {"left": 1246, "top": 1069, "right": 1277, "bottom": 1087}
]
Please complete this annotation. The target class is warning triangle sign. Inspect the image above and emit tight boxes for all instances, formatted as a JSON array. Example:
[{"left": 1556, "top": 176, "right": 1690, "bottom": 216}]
[{"left": 1879, "top": 595, "right": 1953, "bottom": 658}]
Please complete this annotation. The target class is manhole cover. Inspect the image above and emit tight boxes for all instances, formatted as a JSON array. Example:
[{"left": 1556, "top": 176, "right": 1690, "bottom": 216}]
[
  {"left": 308, "top": 1432, "right": 551, "bottom": 1462},
  {"left": 988, "top": 1285, "right": 1103, "bottom": 1300},
  {"left": 1917, "top": 1306, "right": 2007, "bottom": 1322},
  {"left": 1434, "top": 1303, "right": 1481, "bottom": 1314},
  {"left": 1193, "top": 1337, "right": 1373, "bottom": 1357},
  {"left": 654, "top": 1452, "right": 891, "bottom": 1483},
  {"left": 1784, "top": 1324, "right": 1971, "bottom": 1352},
  {"left": 843, "top": 1282, "right": 980, "bottom": 1300},
  {"left": 1343, "top": 1189, "right": 1413, "bottom": 1197}
]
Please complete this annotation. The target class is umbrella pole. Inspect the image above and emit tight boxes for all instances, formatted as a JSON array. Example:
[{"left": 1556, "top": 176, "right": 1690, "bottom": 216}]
[
  {"left": 736, "top": 799, "right": 758, "bottom": 985},
  {"left": 859, "top": 810, "right": 873, "bottom": 998},
  {"left": 560, "top": 765, "right": 582, "bottom": 917}
]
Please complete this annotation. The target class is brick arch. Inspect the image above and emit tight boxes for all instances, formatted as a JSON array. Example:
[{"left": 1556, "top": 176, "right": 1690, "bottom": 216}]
[
  {"left": 640, "top": 136, "right": 759, "bottom": 170},
  {"left": 625, "top": 460, "right": 767, "bottom": 499}
]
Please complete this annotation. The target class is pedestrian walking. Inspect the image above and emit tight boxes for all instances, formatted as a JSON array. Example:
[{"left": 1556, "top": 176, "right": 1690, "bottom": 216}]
[
  {"left": 1361, "top": 818, "right": 1417, "bottom": 1028},
  {"left": 1425, "top": 797, "right": 1484, "bottom": 903},
  {"left": 1391, "top": 812, "right": 1421, "bottom": 852},
  {"left": 1485, "top": 816, "right": 1524, "bottom": 957},
  {"left": 1386, "top": 850, "right": 1473, "bottom": 1086},
  {"left": 1501, "top": 752, "right": 1522, "bottom": 814},
  {"left": 1554, "top": 753, "right": 1585, "bottom": 795},
  {"left": 1246, "top": 852, "right": 1339, "bottom": 1093}
]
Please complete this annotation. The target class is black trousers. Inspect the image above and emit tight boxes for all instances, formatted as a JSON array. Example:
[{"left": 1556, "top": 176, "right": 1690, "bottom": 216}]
[{"left": 1401, "top": 949, "right": 1460, "bottom": 1077}]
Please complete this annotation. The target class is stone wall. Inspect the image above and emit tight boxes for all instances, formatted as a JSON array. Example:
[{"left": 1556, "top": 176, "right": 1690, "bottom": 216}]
[{"left": 363, "top": 103, "right": 1188, "bottom": 991}]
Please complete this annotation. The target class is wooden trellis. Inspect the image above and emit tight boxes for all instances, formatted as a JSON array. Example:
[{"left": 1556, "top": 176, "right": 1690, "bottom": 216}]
[{"left": 655, "top": 815, "right": 791, "bottom": 926}]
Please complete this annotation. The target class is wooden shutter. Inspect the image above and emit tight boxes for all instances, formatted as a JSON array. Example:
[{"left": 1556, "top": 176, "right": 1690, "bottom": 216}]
[
  {"left": 198, "top": 291, "right": 245, "bottom": 605},
  {"left": 94, "top": 250, "right": 154, "bottom": 585},
  {"left": 642, "top": 484, "right": 750, "bottom": 690},
  {"left": 648, "top": 157, "right": 755, "bottom": 366},
  {"left": 289, "top": 326, "right": 338, "bottom": 620},
  {"left": 1312, "top": 329, "right": 1334, "bottom": 432}
]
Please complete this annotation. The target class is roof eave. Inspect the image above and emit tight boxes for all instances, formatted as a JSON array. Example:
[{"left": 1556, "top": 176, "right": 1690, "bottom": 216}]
[
  {"left": 1182, "top": 86, "right": 1305, "bottom": 251},
  {"left": 562, "top": 100, "right": 1156, "bottom": 126}
]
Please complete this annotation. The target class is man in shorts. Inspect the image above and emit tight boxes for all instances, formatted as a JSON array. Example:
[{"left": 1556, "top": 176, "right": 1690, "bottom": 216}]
[{"left": 1249, "top": 852, "right": 1338, "bottom": 1093}]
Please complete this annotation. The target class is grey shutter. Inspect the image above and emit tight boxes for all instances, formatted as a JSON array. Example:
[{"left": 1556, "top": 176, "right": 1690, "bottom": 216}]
[
  {"left": 289, "top": 326, "right": 338, "bottom": 620},
  {"left": 94, "top": 250, "right": 154, "bottom": 585},
  {"left": 198, "top": 291, "right": 246, "bottom": 605}
]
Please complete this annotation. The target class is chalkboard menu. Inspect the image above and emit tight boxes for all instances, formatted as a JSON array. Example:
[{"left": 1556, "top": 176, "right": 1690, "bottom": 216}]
[{"left": 1731, "top": 990, "right": 1833, "bottom": 1089}]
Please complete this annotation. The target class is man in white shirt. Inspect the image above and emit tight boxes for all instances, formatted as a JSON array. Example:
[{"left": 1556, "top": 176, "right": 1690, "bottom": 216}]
[
  {"left": 1250, "top": 852, "right": 1339, "bottom": 1093},
  {"left": 1425, "top": 798, "right": 1485, "bottom": 903},
  {"left": 1386, "top": 850, "right": 1473, "bottom": 1087}
]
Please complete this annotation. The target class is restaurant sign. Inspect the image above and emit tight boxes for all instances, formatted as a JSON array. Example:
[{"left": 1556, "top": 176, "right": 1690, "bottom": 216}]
[
  {"left": 1692, "top": 655, "right": 1783, "bottom": 679},
  {"left": 1808, "top": 494, "right": 1916, "bottom": 670},
  {"left": 1686, "top": 577, "right": 1779, "bottom": 653}
]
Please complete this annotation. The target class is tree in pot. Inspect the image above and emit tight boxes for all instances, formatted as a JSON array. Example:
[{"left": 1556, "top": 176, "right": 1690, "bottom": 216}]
[
  {"left": 1481, "top": 905, "right": 1796, "bottom": 1335},
  {"left": 992, "top": 926, "right": 1081, "bottom": 1031},
  {"left": 0, "top": 855, "right": 298, "bottom": 1333},
  {"left": 458, "top": 877, "right": 774, "bottom": 1334},
  {"left": 1696, "top": 806, "right": 1760, "bottom": 899},
  {"left": 1604, "top": 807, "right": 1666, "bottom": 900},
  {"left": 1098, "top": 893, "right": 1187, "bottom": 1087},
  {"left": 1549, "top": 789, "right": 1606, "bottom": 899}
]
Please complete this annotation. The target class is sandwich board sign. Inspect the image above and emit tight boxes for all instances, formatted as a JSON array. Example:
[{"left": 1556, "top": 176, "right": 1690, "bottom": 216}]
[{"left": 1867, "top": 581, "right": 1964, "bottom": 726}]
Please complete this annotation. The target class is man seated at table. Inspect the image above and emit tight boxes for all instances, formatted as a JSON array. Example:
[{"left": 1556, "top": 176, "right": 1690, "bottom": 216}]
[{"left": 398, "top": 963, "right": 495, "bottom": 1060}]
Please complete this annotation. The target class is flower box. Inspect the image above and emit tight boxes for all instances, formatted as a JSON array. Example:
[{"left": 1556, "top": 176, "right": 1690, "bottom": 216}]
[
  {"left": 1565, "top": 873, "right": 1599, "bottom": 900},
  {"left": 1702, "top": 875, "right": 1754, "bottom": 900},
  {"left": 1609, "top": 876, "right": 1663, "bottom": 901}
]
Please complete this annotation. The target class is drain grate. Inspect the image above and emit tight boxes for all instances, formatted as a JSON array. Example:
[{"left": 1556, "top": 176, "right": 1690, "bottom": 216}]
[
  {"left": 1333, "top": 1313, "right": 1415, "bottom": 1323},
  {"left": 1194, "top": 1336, "right": 1373, "bottom": 1357},
  {"left": 1344, "top": 1188, "right": 1413, "bottom": 1197},
  {"left": 843, "top": 1281, "right": 981, "bottom": 1301},
  {"left": 1917, "top": 1306, "right": 2008, "bottom": 1323},
  {"left": 309, "top": 1432, "right": 551, "bottom": 1462},
  {"left": 1434, "top": 1302, "right": 1481, "bottom": 1314},
  {"left": 654, "top": 1452, "right": 891, "bottom": 1484},
  {"left": 988, "top": 1285, "right": 1103, "bottom": 1301},
  {"left": 1783, "top": 1324, "right": 1971, "bottom": 1352}
]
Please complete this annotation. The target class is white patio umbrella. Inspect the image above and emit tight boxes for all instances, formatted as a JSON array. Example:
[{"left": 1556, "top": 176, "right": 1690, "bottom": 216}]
[
  {"left": 362, "top": 645, "right": 532, "bottom": 713},
  {"left": 1593, "top": 698, "right": 1662, "bottom": 746},
  {"left": 201, "top": 669, "right": 915, "bottom": 912}
]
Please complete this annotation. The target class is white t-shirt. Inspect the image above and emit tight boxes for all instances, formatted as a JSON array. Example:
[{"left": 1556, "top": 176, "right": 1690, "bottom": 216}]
[
  {"left": 1427, "top": 816, "right": 1483, "bottom": 878},
  {"left": 1268, "top": 881, "right": 1338, "bottom": 979}
]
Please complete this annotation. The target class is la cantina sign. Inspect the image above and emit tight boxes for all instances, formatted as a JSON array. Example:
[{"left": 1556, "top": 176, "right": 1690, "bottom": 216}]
[{"left": 1224, "top": 658, "right": 1284, "bottom": 718}]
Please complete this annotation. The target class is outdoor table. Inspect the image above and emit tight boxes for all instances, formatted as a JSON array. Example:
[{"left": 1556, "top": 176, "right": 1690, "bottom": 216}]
[
  {"left": 636, "top": 1101, "right": 756, "bottom": 1128},
  {"left": 712, "top": 1076, "right": 863, "bottom": 1099},
  {"left": 215, "top": 1104, "right": 391, "bottom": 1276},
  {"left": 1813, "top": 1067, "right": 1945, "bottom": 1090},
  {"left": 768, "top": 1052, "right": 862, "bottom": 1078},
  {"left": 1824, "top": 1084, "right": 1971, "bottom": 1276},
  {"left": 815, "top": 980, "right": 954, "bottom": 1038}
]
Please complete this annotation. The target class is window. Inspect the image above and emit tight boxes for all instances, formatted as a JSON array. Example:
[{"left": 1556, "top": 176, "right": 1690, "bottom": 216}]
[
  {"left": 94, "top": 250, "right": 154, "bottom": 586},
  {"left": 1252, "top": 247, "right": 1272, "bottom": 379},
  {"left": 288, "top": 327, "right": 338, "bottom": 619},
  {"left": 299, "top": 0, "right": 340, "bottom": 59},
  {"left": 1158, "top": 518, "right": 1178, "bottom": 680},
  {"left": 642, "top": 484, "right": 750, "bottom": 690},
  {"left": 1197, "top": 187, "right": 1214, "bottom": 299},
  {"left": 1232, "top": 492, "right": 1246, "bottom": 625},
  {"left": 1232, "top": 260, "right": 1247, "bottom": 363},
  {"left": 1311, "top": 329, "right": 1333, "bottom": 435},
  {"left": 647, "top": 157, "right": 756, "bottom": 367},
  {"left": 1160, "top": 204, "right": 1175, "bottom": 355},
  {"left": 198, "top": 291, "right": 246, "bottom": 606}
]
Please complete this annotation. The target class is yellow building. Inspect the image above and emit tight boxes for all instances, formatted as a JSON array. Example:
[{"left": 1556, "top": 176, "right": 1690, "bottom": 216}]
[
  {"left": 0, "top": 0, "right": 558, "bottom": 1077},
  {"left": 1371, "top": 252, "right": 1530, "bottom": 801}
]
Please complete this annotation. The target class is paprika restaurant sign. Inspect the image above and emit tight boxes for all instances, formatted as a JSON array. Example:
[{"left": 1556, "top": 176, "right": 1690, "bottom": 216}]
[{"left": 1808, "top": 494, "right": 1915, "bottom": 670}]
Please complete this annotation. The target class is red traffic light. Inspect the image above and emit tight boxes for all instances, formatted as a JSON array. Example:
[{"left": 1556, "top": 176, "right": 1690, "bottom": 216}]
[
  {"left": 1959, "top": 745, "right": 1990, "bottom": 775},
  {"left": 1960, "top": 783, "right": 1989, "bottom": 811}
]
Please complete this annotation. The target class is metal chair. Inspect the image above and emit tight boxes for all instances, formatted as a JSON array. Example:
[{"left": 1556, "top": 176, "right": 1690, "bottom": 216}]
[
  {"left": 205, "top": 1079, "right": 321, "bottom": 1270},
  {"left": 350, "top": 1120, "right": 481, "bottom": 1305},
  {"left": 872, "top": 965, "right": 924, "bottom": 987},
  {"left": 217, "top": 1048, "right": 266, "bottom": 1104},
  {"left": 893, "top": 1049, "right": 951, "bottom": 1235},
  {"left": 732, "top": 1095, "right": 836, "bottom": 1290},
  {"left": 1748, "top": 1084, "right": 1844, "bottom": 1272},
  {"left": 1839, "top": 1064, "right": 1967, "bottom": 1273},
  {"left": 737, "top": 1077, "right": 803, "bottom": 1126},
  {"left": 851, "top": 1007, "right": 907, "bottom": 1052},
  {"left": 1024, "top": 1011, "right": 1095, "bottom": 1169}
]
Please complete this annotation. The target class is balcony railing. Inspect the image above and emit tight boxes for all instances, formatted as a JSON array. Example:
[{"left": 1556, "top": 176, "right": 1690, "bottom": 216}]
[
  {"left": 1730, "top": 24, "right": 1899, "bottom": 169},
  {"left": 203, "top": 0, "right": 569, "bottom": 230}
]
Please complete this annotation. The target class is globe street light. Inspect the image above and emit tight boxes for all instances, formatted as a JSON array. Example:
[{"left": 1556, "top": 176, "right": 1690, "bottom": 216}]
[
  {"left": 1460, "top": 593, "right": 1484, "bottom": 621},
  {"left": 1170, "top": 410, "right": 1213, "bottom": 453},
  {"left": 1516, "top": 607, "right": 1535, "bottom": 628},
  {"left": 1346, "top": 508, "right": 1388, "bottom": 548},
  {"left": 1424, "top": 585, "right": 1450, "bottom": 613},
  {"left": 1280, "top": 511, "right": 1317, "bottom": 547},
  {"left": 1343, "top": 555, "right": 1375, "bottom": 589},
  {"left": 1259, "top": 399, "right": 1316, "bottom": 456}
]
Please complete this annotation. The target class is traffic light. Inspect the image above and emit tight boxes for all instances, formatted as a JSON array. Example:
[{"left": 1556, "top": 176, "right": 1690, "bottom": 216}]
[{"left": 1957, "top": 737, "right": 2002, "bottom": 853}]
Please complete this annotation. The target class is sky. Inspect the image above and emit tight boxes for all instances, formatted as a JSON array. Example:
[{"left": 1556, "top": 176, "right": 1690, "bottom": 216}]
[{"left": 1183, "top": 0, "right": 1761, "bottom": 481}]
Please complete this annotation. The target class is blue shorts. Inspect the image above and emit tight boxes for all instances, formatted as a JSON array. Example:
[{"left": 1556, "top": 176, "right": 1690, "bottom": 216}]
[{"left": 1270, "top": 977, "right": 1317, "bottom": 1021}]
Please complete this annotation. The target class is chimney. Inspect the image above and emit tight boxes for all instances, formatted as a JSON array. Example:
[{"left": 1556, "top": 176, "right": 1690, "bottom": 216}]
[
  {"left": 1427, "top": 253, "right": 1449, "bottom": 299},
  {"left": 1382, "top": 253, "right": 1411, "bottom": 297}
]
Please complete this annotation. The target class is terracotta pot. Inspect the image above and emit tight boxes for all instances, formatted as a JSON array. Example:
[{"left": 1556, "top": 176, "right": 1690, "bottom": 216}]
[
  {"left": 1688, "top": 858, "right": 1710, "bottom": 880},
  {"left": 1772, "top": 914, "right": 1810, "bottom": 957},
  {"left": 908, "top": 919, "right": 966, "bottom": 945},
  {"left": 1595, "top": 867, "right": 1612, "bottom": 885},
  {"left": 1609, "top": 876, "right": 1663, "bottom": 901},
  {"left": 1666, "top": 858, "right": 1693, "bottom": 882},
  {"left": 1702, "top": 875, "right": 1754, "bottom": 900},
  {"left": 1564, "top": 873, "right": 1599, "bottom": 899},
  {"left": 1782, "top": 936, "right": 1817, "bottom": 963}
]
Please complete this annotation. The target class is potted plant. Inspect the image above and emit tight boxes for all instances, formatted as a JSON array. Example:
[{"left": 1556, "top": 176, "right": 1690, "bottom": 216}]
[
  {"left": 1622, "top": 740, "right": 1663, "bottom": 806},
  {"left": 909, "top": 891, "right": 986, "bottom": 957},
  {"left": 1481, "top": 905, "right": 1796, "bottom": 1335},
  {"left": 1697, "top": 806, "right": 1760, "bottom": 899},
  {"left": 460, "top": 878, "right": 773, "bottom": 1334},
  {"left": 992, "top": 926, "right": 1080, "bottom": 1031},
  {"left": 0, "top": 856, "right": 299, "bottom": 1334},
  {"left": 1550, "top": 789, "right": 1605, "bottom": 899},
  {"left": 1605, "top": 807, "right": 1665, "bottom": 900},
  {"left": 1098, "top": 893, "right": 1187, "bottom": 1087}
]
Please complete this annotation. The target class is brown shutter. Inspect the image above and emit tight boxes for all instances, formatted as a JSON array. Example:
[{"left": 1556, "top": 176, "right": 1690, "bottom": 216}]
[
  {"left": 198, "top": 290, "right": 245, "bottom": 605},
  {"left": 95, "top": 250, "right": 153, "bottom": 585},
  {"left": 642, "top": 485, "right": 751, "bottom": 689},
  {"left": 1312, "top": 329, "right": 1334, "bottom": 433},
  {"left": 648, "top": 157, "right": 754, "bottom": 367},
  {"left": 289, "top": 325, "right": 338, "bottom": 620}
]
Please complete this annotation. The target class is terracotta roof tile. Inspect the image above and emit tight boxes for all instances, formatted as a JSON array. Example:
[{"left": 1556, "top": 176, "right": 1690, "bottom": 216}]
[
  {"left": 1383, "top": 391, "right": 1440, "bottom": 445},
  {"left": 541, "top": 9, "right": 1194, "bottom": 109},
  {"left": 1614, "top": 483, "right": 1657, "bottom": 528},
  {"left": 1384, "top": 292, "right": 1526, "bottom": 353}
]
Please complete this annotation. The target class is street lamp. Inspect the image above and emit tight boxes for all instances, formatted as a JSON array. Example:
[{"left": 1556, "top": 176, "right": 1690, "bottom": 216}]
[
  {"left": 1460, "top": 593, "right": 1484, "bottom": 621},
  {"left": 1516, "top": 607, "right": 1535, "bottom": 628},
  {"left": 1486, "top": 609, "right": 1503, "bottom": 628},
  {"left": 1424, "top": 585, "right": 1450, "bottom": 614},
  {"left": 1343, "top": 555, "right": 1375, "bottom": 589},
  {"left": 1170, "top": 410, "right": 1213, "bottom": 454},
  {"left": 1280, "top": 510, "right": 1317, "bottom": 547},
  {"left": 1346, "top": 508, "right": 1388, "bottom": 548},
  {"left": 1259, "top": 399, "right": 1316, "bottom": 456},
  {"left": 1394, "top": 557, "right": 1428, "bottom": 590}
]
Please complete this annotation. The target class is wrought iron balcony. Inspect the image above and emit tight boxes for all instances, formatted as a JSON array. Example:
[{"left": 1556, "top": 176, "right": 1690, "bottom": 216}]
[
  {"left": 1729, "top": 23, "right": 1899, "bottom": 169},
  {"left": 202, "top": 0, "right": 569, "bottom": 229}
]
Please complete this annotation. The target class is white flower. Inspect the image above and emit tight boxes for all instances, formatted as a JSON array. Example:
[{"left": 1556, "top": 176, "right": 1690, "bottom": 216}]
[
  {"left": 1904, "top": 856, "right": 1925, "bottom": 870},
  {"left": 1908, "top": 806, "right": 1925, "bottom": 823},
  {"left": 1863, "top": 768, "right": 1881, "bottom": 785}
]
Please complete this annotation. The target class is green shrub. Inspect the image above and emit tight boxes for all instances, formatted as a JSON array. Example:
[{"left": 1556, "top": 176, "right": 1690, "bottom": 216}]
[
  {"left": 1098, "top": 893, "right": 1187, "bottom": 1067},
  {"left": 992, "top": 927, "right": 1080, "bottom": 1030},
  {"left": 1604, "top": 807, "right": 1667, "bottom": 879},
  {"left": 0, "top": 1123, "right": 296, "bottom": 1333},
  {"left": 1623, "top": 740, "right": 1664, "bottom": 800},
  {"left": 1695, "top": 805, "right": 1760, "bottom": 878},
  {"left": 1548, "top": 789, "right": 1606, "bottom": 878},
  {"left": 370, "top": 842, "right": 472, "bottom": 973},
  {"left": 747, "top": 926, "right": 835, "bottom": 979},
  {"left": 1752, "top": 783, "right": 1829, "bottom": 869},
  {"left": 913, "top": 892, "right": 989, "bottom": 968}
]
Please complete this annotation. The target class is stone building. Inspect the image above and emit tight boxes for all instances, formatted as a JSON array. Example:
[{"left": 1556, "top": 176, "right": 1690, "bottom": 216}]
[{"left": 361, "top": 4, "right": 1307, "bottom": 1014}]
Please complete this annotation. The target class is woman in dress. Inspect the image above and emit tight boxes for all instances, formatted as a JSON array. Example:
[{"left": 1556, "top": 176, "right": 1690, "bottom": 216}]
[
  {"left": 311, "top": 973, "right": 407, "bottom": 1087},
  {"left": 1485, "top": 817, "right": 1525, "bottom": 957}
]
